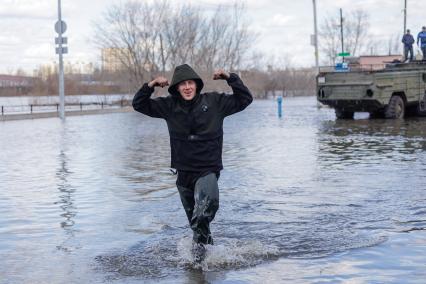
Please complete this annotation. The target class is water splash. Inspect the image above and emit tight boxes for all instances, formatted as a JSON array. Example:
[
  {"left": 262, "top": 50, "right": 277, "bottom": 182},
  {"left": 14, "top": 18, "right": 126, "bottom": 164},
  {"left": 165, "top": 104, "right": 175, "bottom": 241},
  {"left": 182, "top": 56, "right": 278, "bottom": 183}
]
[
  {"left": 175, "top": 237, "right": 280, "bottom": 271},
  {"left": 95, "top": 236, "right": 280, "bottom": 281}
]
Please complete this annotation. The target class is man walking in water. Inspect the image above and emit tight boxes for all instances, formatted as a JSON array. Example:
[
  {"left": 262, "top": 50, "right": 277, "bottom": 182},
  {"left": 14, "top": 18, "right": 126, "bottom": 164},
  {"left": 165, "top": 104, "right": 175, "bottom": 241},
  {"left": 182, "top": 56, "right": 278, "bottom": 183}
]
[{"left": 132, "top": 64, "right": 253, "bottom": 261}]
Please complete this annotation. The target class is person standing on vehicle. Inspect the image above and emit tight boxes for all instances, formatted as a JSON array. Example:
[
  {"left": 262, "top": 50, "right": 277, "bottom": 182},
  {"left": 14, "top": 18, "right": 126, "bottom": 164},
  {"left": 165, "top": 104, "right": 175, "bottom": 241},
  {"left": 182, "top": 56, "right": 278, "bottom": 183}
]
[
  {"left": 417, "top": 26, "right": 426, "bottom": 60},
  {"left": 132, "top": 64, "right": 253, "bottom": 261},
  {"left": 402, "top": 29, "right": 415, "bottom": 61}
]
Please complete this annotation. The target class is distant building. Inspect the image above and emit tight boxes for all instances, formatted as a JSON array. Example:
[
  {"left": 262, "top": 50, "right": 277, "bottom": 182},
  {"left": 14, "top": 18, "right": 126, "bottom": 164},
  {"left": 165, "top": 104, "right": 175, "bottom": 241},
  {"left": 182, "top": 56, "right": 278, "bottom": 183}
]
[
  {"left": 359, "top": 55, "right": 403, "bottom": 70},
  {"left": 101, "top": 48, "right": 128, "bottom": 72},
  {"left": 101, "top": 47, "right": 156, "bottom": 73},
  {"left": 0, "top": 75, "right": 33, "bottom": 88},
  {"left": 0, "top": 75, "right": 34, "bottom": 96},
  {"left": 346, "top": 55, "right": 403, "bottom": 71}
]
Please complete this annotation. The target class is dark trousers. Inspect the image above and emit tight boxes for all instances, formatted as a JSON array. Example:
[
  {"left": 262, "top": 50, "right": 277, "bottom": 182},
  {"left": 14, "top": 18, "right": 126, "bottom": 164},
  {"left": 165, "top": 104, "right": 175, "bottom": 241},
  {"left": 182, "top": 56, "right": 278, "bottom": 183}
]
[
  {"left": 404, "top": 45, "right": 414, "bottom": 61},
  {"left": 422, "top": 46, "right": 426, "bottom": 60},
  {"left": 176, "top": 171, "right": 219, "bottom": 244}
]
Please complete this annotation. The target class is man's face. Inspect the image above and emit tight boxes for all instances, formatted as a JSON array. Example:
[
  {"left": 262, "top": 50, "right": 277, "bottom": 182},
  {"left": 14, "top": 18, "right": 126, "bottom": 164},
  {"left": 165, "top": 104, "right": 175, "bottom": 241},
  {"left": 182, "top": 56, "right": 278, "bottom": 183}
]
[{"left": 177, "top": 80, "right": 197, "bottom": 100}]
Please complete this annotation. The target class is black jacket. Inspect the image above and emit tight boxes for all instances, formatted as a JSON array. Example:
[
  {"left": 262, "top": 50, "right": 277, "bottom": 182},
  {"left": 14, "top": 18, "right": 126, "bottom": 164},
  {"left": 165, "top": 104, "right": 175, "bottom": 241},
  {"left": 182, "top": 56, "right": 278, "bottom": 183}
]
[{"left": 132, "top": 65, "right": 253, "bottom": 172}]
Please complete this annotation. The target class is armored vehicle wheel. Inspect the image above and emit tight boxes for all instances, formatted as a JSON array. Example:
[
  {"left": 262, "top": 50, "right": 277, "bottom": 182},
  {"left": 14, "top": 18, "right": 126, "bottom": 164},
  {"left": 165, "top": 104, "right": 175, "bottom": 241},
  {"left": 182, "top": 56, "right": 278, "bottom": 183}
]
[
  {"left": 369, "top": 110, "right": 385, "bottom": 119},
  {"left": 417, "top": 94, "right": 426, "bottom": 116},
  {"left": 335, "top": 109, "right": 354, "bottom": 119},
  {"left": 385, "top": 95, "right": 405, "bottom": 119}
]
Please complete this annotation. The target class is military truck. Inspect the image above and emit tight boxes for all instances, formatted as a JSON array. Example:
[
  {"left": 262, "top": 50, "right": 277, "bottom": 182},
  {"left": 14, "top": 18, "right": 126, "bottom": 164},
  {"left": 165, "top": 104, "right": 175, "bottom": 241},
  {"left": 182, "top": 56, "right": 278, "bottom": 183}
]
[{"left": 317, "top": 61, "right": 426, "bottom": 119}]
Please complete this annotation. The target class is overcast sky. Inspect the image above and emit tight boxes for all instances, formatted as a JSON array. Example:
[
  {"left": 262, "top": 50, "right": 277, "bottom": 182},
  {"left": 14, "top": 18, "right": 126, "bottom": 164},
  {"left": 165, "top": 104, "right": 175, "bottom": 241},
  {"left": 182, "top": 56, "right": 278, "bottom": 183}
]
[{"left": 0, "top": 0, "right": 424, "bottom": 74}]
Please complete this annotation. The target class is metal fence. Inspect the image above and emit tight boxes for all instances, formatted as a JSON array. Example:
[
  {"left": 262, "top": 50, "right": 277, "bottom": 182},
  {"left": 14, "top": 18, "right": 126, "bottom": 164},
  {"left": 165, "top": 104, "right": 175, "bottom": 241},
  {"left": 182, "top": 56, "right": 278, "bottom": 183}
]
[{"left": 0, "top": 100, "right": 132, "bottom": 116}]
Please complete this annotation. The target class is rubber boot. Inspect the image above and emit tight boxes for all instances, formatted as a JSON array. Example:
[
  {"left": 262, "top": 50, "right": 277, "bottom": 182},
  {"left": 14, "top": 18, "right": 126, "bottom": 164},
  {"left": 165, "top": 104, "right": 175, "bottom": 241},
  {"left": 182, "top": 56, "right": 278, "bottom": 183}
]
[
  {"left": 190, "top": 173, "right": 219, "bottom": 245},
  {"left": 191, "top": 242, "right": 206, "bottom": 263},
  {"left": 177, "top": 185, "right": 195, "bottom": 224}
]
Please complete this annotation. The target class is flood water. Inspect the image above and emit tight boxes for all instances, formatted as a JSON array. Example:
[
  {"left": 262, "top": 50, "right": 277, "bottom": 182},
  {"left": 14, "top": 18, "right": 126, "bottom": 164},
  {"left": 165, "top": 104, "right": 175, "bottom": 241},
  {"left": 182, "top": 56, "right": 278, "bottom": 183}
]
[{"left": 0, "top": 97, "right": 425, "bottom": 283}]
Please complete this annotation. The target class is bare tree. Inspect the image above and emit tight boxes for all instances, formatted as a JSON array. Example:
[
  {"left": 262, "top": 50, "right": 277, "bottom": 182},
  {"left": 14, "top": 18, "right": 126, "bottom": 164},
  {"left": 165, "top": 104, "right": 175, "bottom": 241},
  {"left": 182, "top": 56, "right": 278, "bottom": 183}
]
[
  {"left": 319, "top": 9, "right": 370, "bottom": 65},
  {"left": 319, "top": 16, "right": 341, "bottom": 65},
  {"left": 366, "top": 39, "right": 381, "bottom": 55},
  {"left": 92, "top": 0, "right": 254, "bottom": 90},
  {"left": 203, "top": 2, "right": 253, "bottom": 72},
  {"left": 344, "top": 10, "right": 370, "bottom": 56},
  {"left": 387, "top": 33, "right": 401, "bottom": 55},
  {"left": 93, "top": 1, "right": 168, "bottom": 88},
  {"left": 162, "top": 3, "right": 202, "bottom": 69}
]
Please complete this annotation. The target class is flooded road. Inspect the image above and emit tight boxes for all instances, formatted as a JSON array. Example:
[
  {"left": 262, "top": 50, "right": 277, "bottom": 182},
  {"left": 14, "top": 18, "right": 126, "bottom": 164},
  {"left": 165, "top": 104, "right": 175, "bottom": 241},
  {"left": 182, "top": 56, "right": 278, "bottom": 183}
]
[{"left": 0, "top": 97, "right": 425, "bottom": 283}]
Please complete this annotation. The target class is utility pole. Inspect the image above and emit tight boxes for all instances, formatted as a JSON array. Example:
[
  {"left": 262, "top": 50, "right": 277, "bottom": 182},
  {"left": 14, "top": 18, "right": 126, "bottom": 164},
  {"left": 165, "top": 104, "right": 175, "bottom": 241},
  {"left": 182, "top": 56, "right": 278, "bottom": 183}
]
[
  {"left": 403, "top": 0, "right": 407, "bottom": 35},
  {"left": 55, "top": 0, "right": 68, "bottom": 120},
  {"left": 340, "top": 8, "right": 345, "bottom": 62},
  {"left": 312, "top": 0, "right": 319, "bottom": 74}
]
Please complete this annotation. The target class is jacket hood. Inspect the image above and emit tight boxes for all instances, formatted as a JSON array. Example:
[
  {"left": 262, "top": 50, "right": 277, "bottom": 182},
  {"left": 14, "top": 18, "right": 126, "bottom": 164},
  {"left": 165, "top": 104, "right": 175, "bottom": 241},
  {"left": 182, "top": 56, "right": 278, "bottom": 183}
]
[{"left": 168, "top": 64, "right": 204, "bottom": 97}]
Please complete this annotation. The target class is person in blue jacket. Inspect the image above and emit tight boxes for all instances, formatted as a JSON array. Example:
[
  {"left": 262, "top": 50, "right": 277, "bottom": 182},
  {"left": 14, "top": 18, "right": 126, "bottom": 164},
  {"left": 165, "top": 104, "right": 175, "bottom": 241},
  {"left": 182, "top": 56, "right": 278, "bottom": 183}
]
[
  {"left": 402, "top": 29, "right": 415, "bottom": 61},
  {"left": 417, "top": 26, "right": 426, "bottom": 60}
]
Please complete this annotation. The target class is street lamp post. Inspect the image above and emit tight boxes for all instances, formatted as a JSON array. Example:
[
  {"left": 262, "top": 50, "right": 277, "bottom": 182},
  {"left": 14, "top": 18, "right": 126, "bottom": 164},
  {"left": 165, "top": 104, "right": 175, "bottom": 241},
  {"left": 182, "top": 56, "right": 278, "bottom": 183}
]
[
  {"left": 55, "top": 0, "right": 68, "bottom": 120},
  {"left": 403, "top": 0, "right": 407, "bottom": 35},
  {"left": 340, "top": 8, "right": 344, "bottom": 62},
  {"left": 312, "top": 0, "right": 319, "bottom": 74}
]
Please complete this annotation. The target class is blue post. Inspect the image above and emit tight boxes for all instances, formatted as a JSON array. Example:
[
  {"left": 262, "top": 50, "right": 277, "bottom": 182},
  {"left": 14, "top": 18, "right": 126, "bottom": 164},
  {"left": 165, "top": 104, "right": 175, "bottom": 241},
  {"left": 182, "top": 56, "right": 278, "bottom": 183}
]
[{"left": 277, "top": 95, "right": 283, "bottom": 118}]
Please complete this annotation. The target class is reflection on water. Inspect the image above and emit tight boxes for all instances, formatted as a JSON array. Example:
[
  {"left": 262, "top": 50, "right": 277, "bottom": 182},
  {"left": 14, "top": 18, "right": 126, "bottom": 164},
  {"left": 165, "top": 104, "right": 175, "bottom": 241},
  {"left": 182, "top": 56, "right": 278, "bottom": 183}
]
[
  {"left": 56, "top": 150, "right": 75, "bottom": 228},
  {"left": 55, "top": 146, "right": 77, "bottom": 252},
  {"left": 320, "top": 119, "right": 426, "bottom": 161},
  {"left": 0, "top": 97, "right": 425, "bottom": 283}
]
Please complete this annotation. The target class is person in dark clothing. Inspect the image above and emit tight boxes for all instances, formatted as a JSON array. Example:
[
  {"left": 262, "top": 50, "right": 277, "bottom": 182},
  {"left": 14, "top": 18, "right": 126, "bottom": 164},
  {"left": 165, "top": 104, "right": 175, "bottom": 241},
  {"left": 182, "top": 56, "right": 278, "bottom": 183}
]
[
  {"left": 417, "top": 26, "right": 426, "bottom": 60},
  {"left": 402, "top": 29, "right": 415, "bottom": 61},
  {"left": 132, "top": 64, "right": 253, "bottom": 261}
]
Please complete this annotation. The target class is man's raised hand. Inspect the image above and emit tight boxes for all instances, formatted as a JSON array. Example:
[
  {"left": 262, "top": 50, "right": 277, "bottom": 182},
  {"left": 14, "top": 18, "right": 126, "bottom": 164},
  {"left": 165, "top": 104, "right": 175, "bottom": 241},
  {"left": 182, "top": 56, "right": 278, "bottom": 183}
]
[
  {"left": 213, "top": 70, "right": 230, "bottom": 80},
  {"left": 148, "top": 76, "right": 169, "bottom": 88}
]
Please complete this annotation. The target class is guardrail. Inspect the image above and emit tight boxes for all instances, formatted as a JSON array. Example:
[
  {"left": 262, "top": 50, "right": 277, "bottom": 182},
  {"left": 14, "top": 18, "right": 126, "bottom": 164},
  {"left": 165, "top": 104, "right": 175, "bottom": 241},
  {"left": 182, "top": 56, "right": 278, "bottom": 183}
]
[{"left": 0, "top": 99, "right": 132, "bottom": 116}]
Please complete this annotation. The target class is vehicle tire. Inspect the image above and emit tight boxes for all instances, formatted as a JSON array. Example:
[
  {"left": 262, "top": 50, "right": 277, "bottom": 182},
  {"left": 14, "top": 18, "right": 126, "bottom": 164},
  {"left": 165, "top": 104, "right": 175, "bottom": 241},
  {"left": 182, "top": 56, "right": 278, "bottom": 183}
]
[
  {"left": 385, "top": 95, "right": 405, "bottom": 119},
  {"left": 335, "top": 109, "right": 354, "bottom": 119},
  {"left": 417, "top": 94, "right": 426, "bottom": 116},
  {"left": 417, "top": 105, "right": 426, "bottom": 116},
  {"left": 369, "top": 110, "right": 385, "bottom": 119},
  {"left": 405, "top": 105, "right": 418, "bottom": 117}
]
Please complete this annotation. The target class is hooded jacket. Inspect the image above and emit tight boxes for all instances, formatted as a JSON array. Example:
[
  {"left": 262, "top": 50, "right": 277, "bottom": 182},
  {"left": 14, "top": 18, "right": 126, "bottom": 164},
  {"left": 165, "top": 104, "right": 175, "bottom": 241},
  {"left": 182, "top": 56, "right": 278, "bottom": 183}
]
[{"left": 132, "top": 64, "right": 253, "bottom": 172}]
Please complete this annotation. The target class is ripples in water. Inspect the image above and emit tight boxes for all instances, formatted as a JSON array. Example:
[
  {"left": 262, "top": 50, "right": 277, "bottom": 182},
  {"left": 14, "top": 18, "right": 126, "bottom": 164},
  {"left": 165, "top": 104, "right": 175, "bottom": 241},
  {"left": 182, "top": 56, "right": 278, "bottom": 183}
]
[
  {"left": 96, "top": 234, "right": 280, "bottom": 280},
  {"left": 1, "top": 98, "right": 425, "bottom": 283}
]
